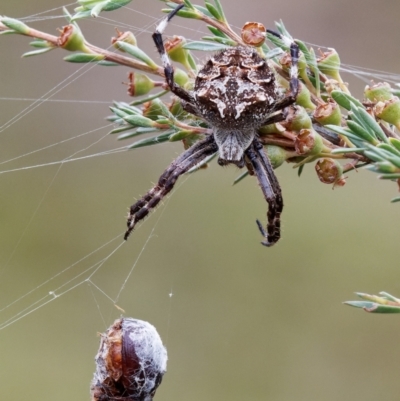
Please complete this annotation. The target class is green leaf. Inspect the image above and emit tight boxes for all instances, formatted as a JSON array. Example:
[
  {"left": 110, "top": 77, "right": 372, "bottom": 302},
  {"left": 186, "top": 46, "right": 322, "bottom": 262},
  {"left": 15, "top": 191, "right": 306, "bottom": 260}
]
[
  {"left": 202, "top": 36, "right": 236, "bottom": 46},
  {"left": 1, "top": 17, "right": 30, "bottom": 34},
  {"left": 366, "top": 146, "right": 400, "bottom": 168},
  {"left": 183, "top": 0, "right": 195, "bottom": 9},
  {"left": 346, "top": 121, "right": 378, "bottom": 144},
  {"left": 212, "top": 0, "right": 227, "bottom": 22},
  {"left": 275, "top": 20, "right": 292, "bottom": 39},
  {"left": 379, "top": 292, "right": 400, "bottom": 302},
  {"left": 151, "top": 98, "right": 175, "bottom": 120},
  {"left": 130, "top": 90, "right": 169, "bottom": 107},
  {"left": 377, "top": 143, "right": 400, "bottom": 158},
  {"left": 115, "top": 42, "right": 158, "bottom": 69},
  {"left": 123, "top": 114, "right": 155, "bottom": 128},
  {"left": 110, "top": 125, "right": 134, "bottom": 134},
  {"left": 128, "top": 131, "right": 173, "bottom": 149},
  {"left": 22, "top": 48, "right": 55, "bottom": 57},
  {"left": 183, "top": 41, "right": 229, "bottom": 52},
  {"left": 97, "top": 60, "right": 119, "bottom": 66},
  {"left": 308, "top": 48, "right": 320, "bottom": 97},
  {"left": 168, "top": 130, "right": 195, "bottom": 142},
  {"left": 205, "top": 2, "right": 222, "bottom": 21},
  {"left": 194, "top": 5, "right": 214, "bottom": 18},
  {"left": 330, "top": 90, "right": 363, "bottom": 110},
  {"left": 378, "top": 173, "right": 400, "bottom": 179},
  {"left": 91, "top": 2, "right": 106, "bottom": 17},
  {"left": 325, "top": 124, "right": 365, "bottom": 147},
  {"left": 162, "top": 7, "right": 201, "bottom": 19},
  {"left": 118, "top": 128, "right": 160, "bottom": 140},
  {"left": 232, "top": 170, "right": 249, "bottom": 185},
  {"left": 0, "top": 29, "right": 18, "bottom": 35},
  {"left": 344, "top": 301, "right": 375, "bottom": 309},
  {"left": 109, "top": 107, "right": 131, "bottom": 120},
  {"left": 391, "top": 196, "right": 400, "bottom": 203},
  {"left": 63, "top": 53, "right": 105, "bottom": 63},
  {"left": 331, "top": 147, "right": 367, "bottom": 154},
  {"left": 71, "top": 10, "right": 92, "bottom": 20},
  {"left": 389, "top": 137, "right": 400, "bottom": 152},
  {"left": 345, "top": 301, "right": 400, "bottom": 313},
  {"left": 29, "top": 39, "right": 54, "bottom": 49},
  {"left": 354, "top": 106, "right": 388, "bottom": 143},
  {"left": 207, "top": 25, "right": 228, "bottom": 38}
]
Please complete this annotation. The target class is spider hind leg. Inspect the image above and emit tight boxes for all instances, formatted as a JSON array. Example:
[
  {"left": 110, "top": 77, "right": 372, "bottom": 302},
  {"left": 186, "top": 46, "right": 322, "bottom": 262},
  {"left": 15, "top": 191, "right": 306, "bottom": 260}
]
[
  {"left": 124, "top": 136, "right": 218, "bottom": 240},
  {"left": 245, "top": 138, "right": 283, "bottom": 246}
]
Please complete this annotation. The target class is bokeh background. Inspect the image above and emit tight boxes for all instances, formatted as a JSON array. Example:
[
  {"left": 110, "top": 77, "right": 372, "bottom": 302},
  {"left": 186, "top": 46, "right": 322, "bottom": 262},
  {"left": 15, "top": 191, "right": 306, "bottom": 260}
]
[{"left": 1, "top": 1, "right": 400, "bottom": 400}]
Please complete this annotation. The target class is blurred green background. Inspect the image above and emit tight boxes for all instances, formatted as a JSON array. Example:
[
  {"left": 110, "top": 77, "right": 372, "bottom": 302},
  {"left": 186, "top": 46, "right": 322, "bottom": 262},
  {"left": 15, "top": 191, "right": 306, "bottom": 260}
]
[{"left": 1, "top": 1, "right": 400, "bottom": 400}]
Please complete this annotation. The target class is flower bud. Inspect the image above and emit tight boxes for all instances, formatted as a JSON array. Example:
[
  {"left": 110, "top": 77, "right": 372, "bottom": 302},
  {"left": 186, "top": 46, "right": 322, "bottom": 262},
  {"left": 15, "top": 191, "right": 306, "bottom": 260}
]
[
  {"left": 169, "top": 129, "right": 195, "bottom": 142},
  {"left": 374, "top": 97, "right": 400, "bottom": 130},
  {"left": 173, "top": 68, "right": 189, "bottom": 87},
  {"left": 294, "top": 129, "right": 324, "bottom": 155},
  {"left": 142, "top": 100, "right": 165, "bottom": 120},
  {"left": 112, "top": 29, "right": 137, "bottom": 49},
  {"left": 127, "top": 72, "right": 156, "bottom": 97},
  {"left": 364, "top": 82, "right": 393, "bottom": 102},
  {"left": 313, "top": 98, "right": 342, "bottom": 126},
  {"left": 57, "top": 24, "right": 89, "bottom": 52},
  {"left": 266, "top": 145, "right": 288, "bottom": 169},
  {"left": 317, "top": 49, "right": 341, "bottom": 80},
  {"left": 324, "top": 79, "right": 341, "bottom": 95},
  {"left": 282, "top": 105, "right": 312, "bottom": 132},
  {"left": 241, "top": 22, "right": 266, "bottom": 47},
  {"left": 91, "top": 318, "right": 167, "bottom": 401},
  {"left": 168, "top": 97, "right": 185, "bottom": 117},
  {"left": 165, "top": 36, "right": 192, "bottom": 71},
  {"left": 295, "top": 82, "right": 316, "bottom": 110},
  {"left": 315, "top": 158, "right": 346, "bottom": 187},
  {"left": 258, "top": 122, "right": 286, "bottom": 135}
]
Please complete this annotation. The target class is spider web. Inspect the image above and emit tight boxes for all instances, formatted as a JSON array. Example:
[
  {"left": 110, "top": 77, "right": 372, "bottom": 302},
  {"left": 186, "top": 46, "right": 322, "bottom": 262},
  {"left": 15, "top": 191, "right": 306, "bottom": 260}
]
[{"left": 1, "top": 2, "right": 400, "bottom": 401}]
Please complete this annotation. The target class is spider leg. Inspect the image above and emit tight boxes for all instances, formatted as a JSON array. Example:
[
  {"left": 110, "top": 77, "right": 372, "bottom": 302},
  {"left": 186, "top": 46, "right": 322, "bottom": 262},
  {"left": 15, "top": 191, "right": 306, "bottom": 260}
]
[
  {"left": 245, "top": 138, "right": 283, "bottom": 246},
  {"left": 260, "top": 110, "right": 287, "bottom": 126},
  {"left": 152, "top": 5, "right": 195, "bottom": 105},
  {"left": 124, "top": 135, "right": 218, "bottom": 240},
  {"left": 267, "top": 30, "right": 300, "bottom": 112}
]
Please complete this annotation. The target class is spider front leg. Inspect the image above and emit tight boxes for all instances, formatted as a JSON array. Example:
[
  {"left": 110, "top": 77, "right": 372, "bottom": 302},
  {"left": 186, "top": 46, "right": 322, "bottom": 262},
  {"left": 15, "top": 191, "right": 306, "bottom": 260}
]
[
  {"left": 266, "top": 29, "right": 300, "bottom": 112},
  {"left": 124, "top": 136, "right": 218, "bottom": 240},
  {"left": 152, "top": 4, "right": 195, "bottom": 104},
  {"left": 245, "top": 139, "right": 283, "bottom": 247}
]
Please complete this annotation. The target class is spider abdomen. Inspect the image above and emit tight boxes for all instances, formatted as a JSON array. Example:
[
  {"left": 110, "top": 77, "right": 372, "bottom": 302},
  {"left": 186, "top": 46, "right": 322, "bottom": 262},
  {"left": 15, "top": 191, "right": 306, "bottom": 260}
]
[{"left": 194, "top": 47, "right": 279, "bottom": 129}]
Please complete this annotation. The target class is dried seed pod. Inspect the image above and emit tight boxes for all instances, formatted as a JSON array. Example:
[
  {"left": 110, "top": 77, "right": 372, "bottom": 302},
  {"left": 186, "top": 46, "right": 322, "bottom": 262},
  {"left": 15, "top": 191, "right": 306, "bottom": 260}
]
[
  {"left": 315, "top": 158, "right": 346, "bottom": 187},
  {"left": 241, "top": 22, "right": 266, "bottom": 47},
  {"left": 91, "top": 318, "right": 167, "bottom": 401}
]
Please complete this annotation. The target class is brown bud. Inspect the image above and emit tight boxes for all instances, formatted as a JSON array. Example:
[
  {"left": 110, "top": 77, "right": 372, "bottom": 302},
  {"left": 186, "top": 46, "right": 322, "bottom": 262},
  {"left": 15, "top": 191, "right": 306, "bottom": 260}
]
[
  {"left": 91, "top": 318, "right": 167, "bottom": 401},
  {"left": 315, "top": 158, "right": 346, "bottom": 187},
  {"left": 241, "top": 22, "right": 266, "bottom": 47}
]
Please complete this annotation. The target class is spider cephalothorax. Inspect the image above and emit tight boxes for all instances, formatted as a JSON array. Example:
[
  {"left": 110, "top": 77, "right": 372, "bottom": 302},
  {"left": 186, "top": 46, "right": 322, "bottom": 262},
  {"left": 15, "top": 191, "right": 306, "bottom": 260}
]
[{"left": 124, "top": 4, "right": 300, "bottom": 246}]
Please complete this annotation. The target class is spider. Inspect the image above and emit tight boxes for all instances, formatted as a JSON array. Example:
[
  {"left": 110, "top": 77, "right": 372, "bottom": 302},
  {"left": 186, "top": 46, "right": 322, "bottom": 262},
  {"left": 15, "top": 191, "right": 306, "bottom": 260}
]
[{"left": 124, "top": 4, "right": 300, "bottom": 246}]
